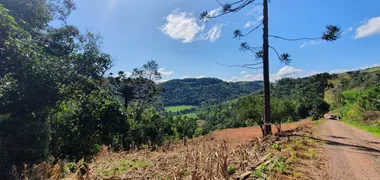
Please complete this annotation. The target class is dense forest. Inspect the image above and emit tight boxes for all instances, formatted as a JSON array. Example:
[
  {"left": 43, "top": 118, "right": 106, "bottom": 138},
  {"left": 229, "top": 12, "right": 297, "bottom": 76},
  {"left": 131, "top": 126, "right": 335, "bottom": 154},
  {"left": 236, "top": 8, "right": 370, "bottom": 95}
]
[
  {"left": 197, "top": 74, "right": 332, "bottom": 134},
  {"left": 0, "top": 1, "right": 198, "bottom": 178},
  {"left": 161, "top": 78, "right": 263, "bottom": 106}
]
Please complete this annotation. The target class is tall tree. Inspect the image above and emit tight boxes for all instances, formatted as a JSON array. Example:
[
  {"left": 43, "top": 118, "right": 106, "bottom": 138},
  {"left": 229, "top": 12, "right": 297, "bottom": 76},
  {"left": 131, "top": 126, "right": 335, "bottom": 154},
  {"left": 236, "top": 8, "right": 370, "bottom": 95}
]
[
  {"left": 200, "top": 0, "right": 341, "bottom": 136},
  {"left": 110, "top": 61, "right": 163, "bottom": 121},
  {"left": 0, "top": 0, "right": 116, "bottom": 176}
]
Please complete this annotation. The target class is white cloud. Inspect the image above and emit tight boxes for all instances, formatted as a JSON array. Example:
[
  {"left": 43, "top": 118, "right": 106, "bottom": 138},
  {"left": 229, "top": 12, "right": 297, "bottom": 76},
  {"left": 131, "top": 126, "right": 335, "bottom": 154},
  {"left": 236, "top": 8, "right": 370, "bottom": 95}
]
[
  {"left": 354, "top": 16, "right": 380, "bottom": 39},
  {"left": 360, "top": 63, "right": 380, "bottom": 69},
  {"left": 246, "top": 6, "right": 262, "bottom": 16},
  {"left": 230, "top": 66, "right": 303, "bottom": 82},
  {"left": 159, "top": 9, "right": 205, "bottom": 43},
  {"left": 244, "top": 21, "right": 255, "bottom": 28},
  {"left": 180, "top": 75, "right": 206, "bottom": 79},
  {"left": 300, "top": 40, "right": 323, "bottom": 48},
  {"left": 241, "top": 71, "right": 247, "bottom": 74},
  {"left": 158, "top": 68, "right": 174, "bottom": 76},
  {"left": 342, "top": 27, "right": 353, "bottom": 35},
  {"left": 230, "top": 63, "right": 380, "bottom": 82},
  {"left": 200, "top": 24, "right": 223, "bottom": 42},
  {"left": 160, "top": 9, "right": 224, "bottom": 43},
  {"left": 306, "top": 71, "right": 322, "bottom": 77},
  {"left": 244, "top": 7, "right": 263, "bottom": 29},
  {"left": 230, "top": 74, "right": 263, "bottom": 82},
  {"left": 329, "top": 68, "right": 353, "bottom": 74},
  {"left": 208, "top": 8, "right": 222, "bottom": 18},
  {"left": 243, "top": 16, "right": 263, "bottom": 28},
  {"left": 329, "top": 63, "right": 380, "bottom": 74}
]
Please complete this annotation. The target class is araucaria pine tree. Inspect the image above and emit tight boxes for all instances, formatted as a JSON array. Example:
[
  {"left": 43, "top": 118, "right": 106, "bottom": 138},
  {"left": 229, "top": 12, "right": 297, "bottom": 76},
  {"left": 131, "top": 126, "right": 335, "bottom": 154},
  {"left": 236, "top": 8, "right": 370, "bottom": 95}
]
[{"left": 200, "top": 0, "right": 341, "bottom": 136}]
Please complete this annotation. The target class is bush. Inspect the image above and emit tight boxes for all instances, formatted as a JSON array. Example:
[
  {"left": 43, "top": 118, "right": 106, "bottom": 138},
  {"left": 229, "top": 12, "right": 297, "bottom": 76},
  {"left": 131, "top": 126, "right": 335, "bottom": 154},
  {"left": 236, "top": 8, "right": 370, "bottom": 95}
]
[
  {"left": 50, "top": 90, "right": 128, "bottom": 161},
  {"left": 310, "top": 98, "right": 330, "bottom": 120},
  {"left": 194, "top": 127, "right": 204, "bottom": 137}
]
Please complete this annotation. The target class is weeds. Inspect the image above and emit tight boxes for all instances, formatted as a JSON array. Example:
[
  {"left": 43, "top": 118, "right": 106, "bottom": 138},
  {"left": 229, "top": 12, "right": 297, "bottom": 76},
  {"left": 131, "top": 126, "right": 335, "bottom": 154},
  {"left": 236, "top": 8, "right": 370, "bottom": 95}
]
[
  {"left": 273, "top": 158, "right": 287, "bottom": 173},
  {"left": 227, "top": 165, "right": 235, "bottom": 175},
  {"left": 15, "top": 122, "right": 322, "bottom": 179}
]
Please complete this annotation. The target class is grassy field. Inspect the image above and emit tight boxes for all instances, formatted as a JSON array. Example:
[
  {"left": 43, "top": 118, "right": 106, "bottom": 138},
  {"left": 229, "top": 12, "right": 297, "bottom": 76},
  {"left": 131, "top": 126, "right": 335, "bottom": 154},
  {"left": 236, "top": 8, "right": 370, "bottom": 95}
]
[
  {"left": 165, "top": 105, "right": 196, "bottom": 112},
  {"left": 343, "top": 121, "right": 380, "bottom": 137},
  {"left": 364, "top": 67, "right": 380, "bottom": 73}
]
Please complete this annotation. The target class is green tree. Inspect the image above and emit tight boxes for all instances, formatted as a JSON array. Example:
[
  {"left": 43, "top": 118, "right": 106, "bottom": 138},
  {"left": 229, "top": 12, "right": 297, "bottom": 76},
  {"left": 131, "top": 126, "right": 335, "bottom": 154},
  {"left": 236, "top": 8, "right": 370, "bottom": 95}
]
[
  {"left": 110, "top": 61, "right": 163, "bottom": 121},
  {"left": 271, "top": 98, "right": 297, "bottom": 132},
  {"left": 0, "top": 2, "right": 74, "bottom": 176},
  {"left": 0, "top": 0, "right": 75, "bottom": 33},
  {"left": 0, "top": 0, "right": 117, "bottom": 176},
  {"left": 310, "top": 73, "right": 332, "bottom": 99},
  {"left": 238, "top": 96, "right": 265, "bottom": 135},
  {"left": 309, "top": 98, "right": 330, "bottom": 120},
  {"left": 49, "top": 90, "right": 127, "bottom": 161}
]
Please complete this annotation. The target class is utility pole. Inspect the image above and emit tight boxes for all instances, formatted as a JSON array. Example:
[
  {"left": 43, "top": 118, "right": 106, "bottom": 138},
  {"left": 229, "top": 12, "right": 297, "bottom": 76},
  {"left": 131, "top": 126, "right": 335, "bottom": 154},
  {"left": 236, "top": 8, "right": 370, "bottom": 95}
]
[{"left": 263, "top": 0, "right": 272, "bottom": 136}]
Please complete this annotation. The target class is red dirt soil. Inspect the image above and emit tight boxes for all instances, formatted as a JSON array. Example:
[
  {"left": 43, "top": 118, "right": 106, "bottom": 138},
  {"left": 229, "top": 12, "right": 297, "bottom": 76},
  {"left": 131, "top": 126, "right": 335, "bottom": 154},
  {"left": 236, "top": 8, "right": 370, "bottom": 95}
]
[{"left": 209, "top": 119, "right": 312, "bottom": 146}]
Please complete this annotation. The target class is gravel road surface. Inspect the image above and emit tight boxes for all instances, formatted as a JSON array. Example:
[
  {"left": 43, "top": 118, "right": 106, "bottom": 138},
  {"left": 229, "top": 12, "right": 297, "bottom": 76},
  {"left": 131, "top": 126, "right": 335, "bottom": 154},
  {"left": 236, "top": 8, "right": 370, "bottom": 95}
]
[{"left": 319, "top": 120, "right": 380, "bottom": 180}]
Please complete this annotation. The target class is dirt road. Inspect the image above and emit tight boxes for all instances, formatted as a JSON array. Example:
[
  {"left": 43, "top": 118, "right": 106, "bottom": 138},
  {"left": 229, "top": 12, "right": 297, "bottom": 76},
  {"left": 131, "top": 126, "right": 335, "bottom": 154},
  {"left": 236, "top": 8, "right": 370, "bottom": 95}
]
[{"left": 319, "top": 120, "right": 380, "bottom": 180}]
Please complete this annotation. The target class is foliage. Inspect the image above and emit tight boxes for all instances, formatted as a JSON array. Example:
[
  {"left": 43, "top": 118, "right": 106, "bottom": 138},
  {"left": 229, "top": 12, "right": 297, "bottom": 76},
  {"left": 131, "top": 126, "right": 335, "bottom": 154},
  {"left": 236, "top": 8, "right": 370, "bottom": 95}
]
[
  {"left": 336, "top": 86, "right": 380, "bottom": 122},
  {"left": 309, "top": 98, "right": 330, "bottom": 120},
  {"left": 109, "top": 60, "right": 163, "bottom": 121},
  {"left": 161, "top": 78, "right": 263, "bottom": 106},
  {"left": 198, "top": 94, "right": 301, "bottom": 135},
  {"left": 0, "top": 2, "right": 72, "bottom": 176},
  {"left": 49, "top": 89, "right": 127, "bottom": 161},
  {"left": 0, "top": 1, "right": 196, "bottom": 178},
  {"left": 326, "top": 68, "right": 380, "bottom": 136}
]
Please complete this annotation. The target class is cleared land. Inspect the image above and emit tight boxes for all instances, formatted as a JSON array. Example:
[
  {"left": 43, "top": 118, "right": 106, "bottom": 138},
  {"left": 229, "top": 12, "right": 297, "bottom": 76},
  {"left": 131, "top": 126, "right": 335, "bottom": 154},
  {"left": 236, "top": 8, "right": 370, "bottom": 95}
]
[
  {"left": 164, "top": 105, "right": 195, "bottom": 112},
  {"left": 60, "top": 120, "right": 316, "bottom": 179},
  {"left": 211, "top": 120, "right": 311, "bottom": 147}
]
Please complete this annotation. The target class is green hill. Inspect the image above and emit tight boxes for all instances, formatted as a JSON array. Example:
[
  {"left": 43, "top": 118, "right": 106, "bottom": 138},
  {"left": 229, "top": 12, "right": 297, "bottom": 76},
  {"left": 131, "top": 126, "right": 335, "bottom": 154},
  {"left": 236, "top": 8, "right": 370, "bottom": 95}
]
[{"left": 161, "top": 78, "right": 263, "bottom": 106}]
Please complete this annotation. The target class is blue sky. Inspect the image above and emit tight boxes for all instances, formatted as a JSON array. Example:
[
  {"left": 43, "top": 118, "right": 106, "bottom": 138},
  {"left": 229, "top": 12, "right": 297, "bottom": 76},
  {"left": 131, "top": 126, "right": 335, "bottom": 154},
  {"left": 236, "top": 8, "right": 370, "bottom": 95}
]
[{"left": 63, "top": 0, "right": 380, "bottom": 82}]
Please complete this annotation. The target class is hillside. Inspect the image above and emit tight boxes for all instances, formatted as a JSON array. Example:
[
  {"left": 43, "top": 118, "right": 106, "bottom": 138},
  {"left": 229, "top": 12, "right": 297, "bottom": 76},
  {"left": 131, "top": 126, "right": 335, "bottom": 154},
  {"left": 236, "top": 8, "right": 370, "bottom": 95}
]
[
  {"left": 161, "top": 78, "right": 263, "bottom": 106},
  {"left": 196, "top": 67, "right": 380, "bottom": 134}
]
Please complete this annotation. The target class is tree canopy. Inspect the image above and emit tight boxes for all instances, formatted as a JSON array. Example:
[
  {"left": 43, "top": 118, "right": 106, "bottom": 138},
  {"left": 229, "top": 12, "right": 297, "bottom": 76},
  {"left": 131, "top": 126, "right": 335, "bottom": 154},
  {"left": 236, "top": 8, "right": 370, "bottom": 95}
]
[{"left": 161, "top": 78, "right": 263, "bottom": 106}]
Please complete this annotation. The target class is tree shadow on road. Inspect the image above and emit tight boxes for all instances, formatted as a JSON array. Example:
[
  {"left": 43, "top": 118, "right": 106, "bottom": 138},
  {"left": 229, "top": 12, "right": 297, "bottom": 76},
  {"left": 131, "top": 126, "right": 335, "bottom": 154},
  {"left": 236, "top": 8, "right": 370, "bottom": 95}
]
[
  {"left": 366, "top": 141, "right": 380, "bottom": 145},
  {"left": 291, "top": 134, "right": 380, "bottom": 155},
  {"left": 327, "top": 135, "right": 349, "bottom": 140}
]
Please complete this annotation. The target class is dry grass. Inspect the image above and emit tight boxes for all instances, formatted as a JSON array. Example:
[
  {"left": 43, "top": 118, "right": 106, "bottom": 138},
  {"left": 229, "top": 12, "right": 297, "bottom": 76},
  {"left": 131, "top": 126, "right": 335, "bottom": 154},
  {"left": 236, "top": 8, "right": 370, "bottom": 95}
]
[{"left": 14, "top": 122, "right": 327, "bottom": 180}]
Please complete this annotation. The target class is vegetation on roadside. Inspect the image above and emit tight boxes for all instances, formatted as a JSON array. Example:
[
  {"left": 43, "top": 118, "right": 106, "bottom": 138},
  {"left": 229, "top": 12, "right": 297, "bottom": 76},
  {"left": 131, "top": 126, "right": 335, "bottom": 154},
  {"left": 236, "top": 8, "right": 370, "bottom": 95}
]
[
  {"left": 0, "top": 1, "right": 199, "bottom": 178},
  {"left": 326, "top": 68, "right": 380, "bottom": 136},
  {"left": 11, "top": 123, "right": 323, "bottom": 179},
  {"left": 343, "top": 121, "right": 380, "bottom": 137}
]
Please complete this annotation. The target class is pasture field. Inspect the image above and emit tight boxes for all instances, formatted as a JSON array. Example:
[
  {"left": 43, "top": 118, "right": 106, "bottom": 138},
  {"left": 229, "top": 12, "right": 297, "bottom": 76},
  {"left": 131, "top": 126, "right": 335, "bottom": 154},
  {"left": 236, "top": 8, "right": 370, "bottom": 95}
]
[{"left": 164, "top": 105, "right": 196, "bottom": 112}]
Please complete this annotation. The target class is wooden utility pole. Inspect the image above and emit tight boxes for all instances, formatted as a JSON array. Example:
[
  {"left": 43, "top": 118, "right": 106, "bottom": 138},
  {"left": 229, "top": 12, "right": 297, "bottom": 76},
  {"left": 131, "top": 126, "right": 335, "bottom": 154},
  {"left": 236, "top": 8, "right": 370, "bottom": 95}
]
[{"left": 263, "top": 0, "right": 272, "bottom": 136}]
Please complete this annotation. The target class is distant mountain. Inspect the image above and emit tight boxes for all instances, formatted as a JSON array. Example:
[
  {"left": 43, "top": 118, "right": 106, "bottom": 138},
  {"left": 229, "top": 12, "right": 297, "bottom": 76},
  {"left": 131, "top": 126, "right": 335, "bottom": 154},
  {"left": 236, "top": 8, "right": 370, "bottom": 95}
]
[{"left": 160, "top": 78, "right": 263, "bottom": 106}]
